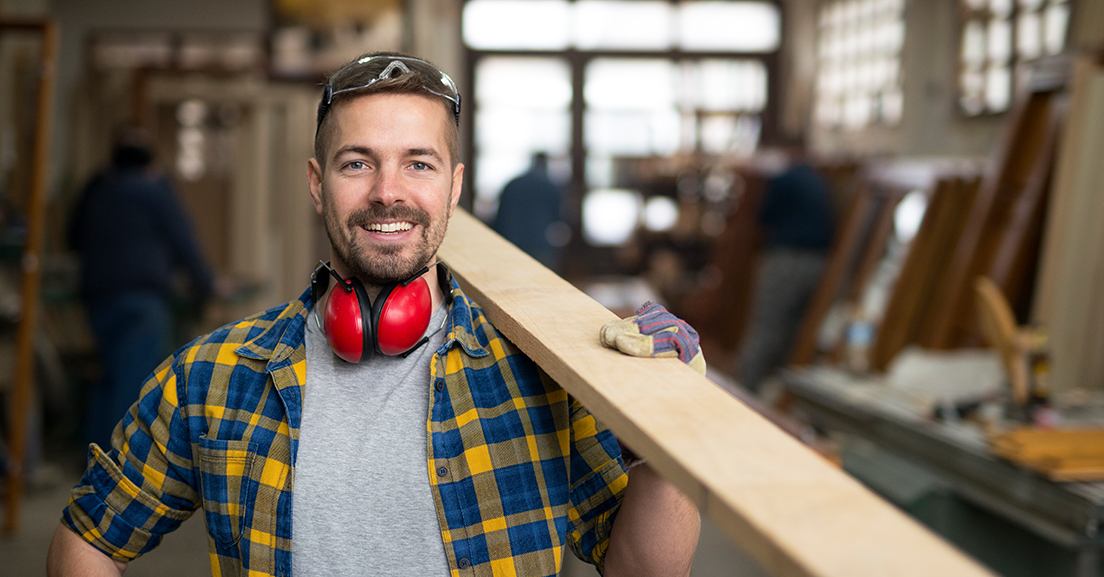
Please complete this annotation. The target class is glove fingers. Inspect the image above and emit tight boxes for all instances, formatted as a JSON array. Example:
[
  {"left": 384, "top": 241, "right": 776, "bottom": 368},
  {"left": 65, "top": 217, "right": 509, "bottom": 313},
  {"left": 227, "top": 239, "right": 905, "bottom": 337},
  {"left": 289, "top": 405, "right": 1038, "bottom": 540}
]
[
  {"left": 688, "top": 350, "right": 707, "bottom": 375},
  {"left": 600, "top": 317, "right": 641, "bottom": 348}
]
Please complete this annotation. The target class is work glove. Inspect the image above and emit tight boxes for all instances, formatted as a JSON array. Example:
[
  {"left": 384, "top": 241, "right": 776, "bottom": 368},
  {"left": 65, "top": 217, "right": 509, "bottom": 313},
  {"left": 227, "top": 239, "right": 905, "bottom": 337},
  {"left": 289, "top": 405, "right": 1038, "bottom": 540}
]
[{"left": 599, "top": 301, "right": 706, "bottom": 376}]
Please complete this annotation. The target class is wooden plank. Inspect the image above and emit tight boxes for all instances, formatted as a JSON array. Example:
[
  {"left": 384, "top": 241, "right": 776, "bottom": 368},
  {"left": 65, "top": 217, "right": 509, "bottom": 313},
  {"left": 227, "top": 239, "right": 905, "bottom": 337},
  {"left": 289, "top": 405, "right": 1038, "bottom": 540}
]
[
  {"left": 916, "top": 178, "right": 981, "bottom": 347},
  {"left": 2, "top": 18, "right": 57, "bottom": 534},
  {"left": 438, "top": 209, "right": 993, "bottom": 577},
  {"left": 1033, "top": 55, "right": 1104, "bottom": 392},
  {"left": 990, "top": 428, "right": 1104, "bottom": 481},
  {"left": 870, "top": 178, "right": 974, "bottom": 370},
  {"left": 827, "top": 187, "right": 903, "bottom": 365}
]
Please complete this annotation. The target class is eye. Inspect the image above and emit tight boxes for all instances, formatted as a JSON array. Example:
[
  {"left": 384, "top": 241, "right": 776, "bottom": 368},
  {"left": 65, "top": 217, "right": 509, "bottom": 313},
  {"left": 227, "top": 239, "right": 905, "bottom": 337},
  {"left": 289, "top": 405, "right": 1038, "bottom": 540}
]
[
  {"left": 410, "top": 161, "right": 430, "bottom": 171},
  {"left": 345, "top": 161, "right": 366, "bottom": 171}
]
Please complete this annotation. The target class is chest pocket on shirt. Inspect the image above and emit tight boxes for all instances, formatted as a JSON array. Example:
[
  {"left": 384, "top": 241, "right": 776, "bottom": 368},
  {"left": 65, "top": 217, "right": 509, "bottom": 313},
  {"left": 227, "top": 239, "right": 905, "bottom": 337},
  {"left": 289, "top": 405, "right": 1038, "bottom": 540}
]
[{"left": 196, "top": 436, "right": 260, "bottom": 548}]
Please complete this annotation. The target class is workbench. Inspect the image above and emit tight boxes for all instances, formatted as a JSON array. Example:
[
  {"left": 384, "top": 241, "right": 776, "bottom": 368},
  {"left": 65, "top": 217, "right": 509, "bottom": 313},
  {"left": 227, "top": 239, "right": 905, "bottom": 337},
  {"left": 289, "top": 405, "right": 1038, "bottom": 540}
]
[{"left": 781, "top": 366, "right": 1104, "bottom": 577}]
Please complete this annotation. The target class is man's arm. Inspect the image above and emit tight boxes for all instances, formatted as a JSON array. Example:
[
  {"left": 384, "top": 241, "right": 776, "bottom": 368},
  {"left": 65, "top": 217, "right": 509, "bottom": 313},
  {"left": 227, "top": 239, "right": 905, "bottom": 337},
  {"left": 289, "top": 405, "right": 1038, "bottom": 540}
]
[
  {"left": 47, "top": 523, "right": 128, "bottom": 576},
  {"left": 603, "top": 464, "right": 700, "bottom": 577}
]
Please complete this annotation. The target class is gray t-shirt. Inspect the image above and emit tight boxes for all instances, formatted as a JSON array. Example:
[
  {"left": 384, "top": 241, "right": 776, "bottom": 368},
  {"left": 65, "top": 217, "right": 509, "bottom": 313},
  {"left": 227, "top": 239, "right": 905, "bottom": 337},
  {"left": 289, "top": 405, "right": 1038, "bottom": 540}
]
[{"left": 292, "top": 303, "right": 450, "bottom": 576}]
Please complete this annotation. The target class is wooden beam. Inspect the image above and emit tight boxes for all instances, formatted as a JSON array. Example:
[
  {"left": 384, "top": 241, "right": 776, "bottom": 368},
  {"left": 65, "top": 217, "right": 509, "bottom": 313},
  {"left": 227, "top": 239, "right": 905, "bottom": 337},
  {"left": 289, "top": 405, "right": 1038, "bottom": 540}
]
[
  {"left": 2, "top": 18, "right": 58, "bottom": 534},
  {"left": 438, "top": 209, "right": 993, "bottom": 577}
]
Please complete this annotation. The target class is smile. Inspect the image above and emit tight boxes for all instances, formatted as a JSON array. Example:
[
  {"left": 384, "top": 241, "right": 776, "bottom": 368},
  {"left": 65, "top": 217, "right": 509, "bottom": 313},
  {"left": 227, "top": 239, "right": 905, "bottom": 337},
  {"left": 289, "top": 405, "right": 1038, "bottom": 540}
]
[{"left": 363, "top": 221, "right": 415, "bottom": 234}]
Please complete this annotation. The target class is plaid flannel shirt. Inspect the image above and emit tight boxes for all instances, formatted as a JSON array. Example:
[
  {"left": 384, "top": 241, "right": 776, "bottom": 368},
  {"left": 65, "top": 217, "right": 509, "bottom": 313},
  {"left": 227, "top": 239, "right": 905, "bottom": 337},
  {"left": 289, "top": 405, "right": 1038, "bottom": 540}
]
[{"left": 63, "top": 280, "right": 629, "bottom": 577}]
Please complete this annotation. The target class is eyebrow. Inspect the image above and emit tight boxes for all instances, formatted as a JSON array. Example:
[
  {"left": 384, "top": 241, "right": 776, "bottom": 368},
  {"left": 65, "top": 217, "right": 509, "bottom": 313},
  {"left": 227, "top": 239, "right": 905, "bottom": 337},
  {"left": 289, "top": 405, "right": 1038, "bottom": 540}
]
[{"left": 331, "top": 145, "right": 444, "bottom": 165}]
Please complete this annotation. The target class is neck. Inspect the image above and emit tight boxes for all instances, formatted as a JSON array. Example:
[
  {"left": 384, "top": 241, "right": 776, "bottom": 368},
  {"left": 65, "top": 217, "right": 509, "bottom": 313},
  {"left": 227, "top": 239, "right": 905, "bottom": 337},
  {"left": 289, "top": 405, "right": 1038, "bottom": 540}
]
[{"left": 320, "top": 260, "right": 446, "bottom": 313}]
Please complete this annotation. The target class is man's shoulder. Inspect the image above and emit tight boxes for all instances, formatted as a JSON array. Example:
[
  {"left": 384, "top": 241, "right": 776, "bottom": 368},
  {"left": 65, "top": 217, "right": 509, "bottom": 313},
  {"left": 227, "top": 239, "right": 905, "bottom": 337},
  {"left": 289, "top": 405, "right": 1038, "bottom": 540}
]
[
  {"left": 175, "top": 294, "right": 309, "bottom": 366},
  {"left": 447, "top": 284, "right": 538, "bottom": 366}
]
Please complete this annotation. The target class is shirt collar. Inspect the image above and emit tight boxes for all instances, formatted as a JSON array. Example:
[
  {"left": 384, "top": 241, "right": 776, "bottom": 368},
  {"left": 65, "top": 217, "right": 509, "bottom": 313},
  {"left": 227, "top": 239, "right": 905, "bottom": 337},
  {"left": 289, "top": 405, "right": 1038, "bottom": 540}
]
[
  {"left": 441, "top": 278, "right": 490, "bottom": 358},
  {"left": 235, "top": 287, "right": 311, "bottom": 365}
]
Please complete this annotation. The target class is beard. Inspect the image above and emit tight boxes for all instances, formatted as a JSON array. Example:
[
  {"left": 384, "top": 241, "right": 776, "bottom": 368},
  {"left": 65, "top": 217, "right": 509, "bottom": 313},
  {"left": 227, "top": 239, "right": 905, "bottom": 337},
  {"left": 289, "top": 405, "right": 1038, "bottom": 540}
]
[{"left": 322, "top": 192, "right": 450, "bottom": 287}]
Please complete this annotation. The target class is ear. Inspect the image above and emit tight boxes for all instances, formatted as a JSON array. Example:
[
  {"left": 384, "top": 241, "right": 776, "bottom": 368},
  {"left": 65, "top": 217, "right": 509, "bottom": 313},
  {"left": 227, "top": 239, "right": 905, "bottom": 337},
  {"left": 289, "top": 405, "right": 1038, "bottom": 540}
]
[
  {"left": 448, "top": 163, "right": 464, "bottom": 217},
  {"left": 308, "top": 158, "right": 324, "bottom": 215}
]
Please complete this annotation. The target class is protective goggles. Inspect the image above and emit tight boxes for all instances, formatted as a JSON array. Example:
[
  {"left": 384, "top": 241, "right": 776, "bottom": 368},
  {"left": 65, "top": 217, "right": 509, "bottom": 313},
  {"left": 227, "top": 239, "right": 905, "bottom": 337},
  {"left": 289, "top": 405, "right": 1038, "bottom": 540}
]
[{"left": 317, "top": 55, "right": 461, "bottom": 131}]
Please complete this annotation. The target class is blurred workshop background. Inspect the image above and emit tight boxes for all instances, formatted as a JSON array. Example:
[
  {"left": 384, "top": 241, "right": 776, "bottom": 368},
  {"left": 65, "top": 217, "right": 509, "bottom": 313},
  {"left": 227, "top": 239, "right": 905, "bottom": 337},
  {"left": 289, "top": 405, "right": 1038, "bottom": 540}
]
[{"left": 1, "top": 0, "right": 1103, "bottom": 575}]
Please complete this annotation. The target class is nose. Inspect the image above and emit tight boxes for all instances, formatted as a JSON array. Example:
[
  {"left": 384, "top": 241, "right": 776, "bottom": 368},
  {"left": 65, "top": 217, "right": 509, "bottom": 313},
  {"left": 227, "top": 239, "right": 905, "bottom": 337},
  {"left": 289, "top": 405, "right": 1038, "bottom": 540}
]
[{"left": 368, "top": 164, "right": 405, "bottom": 206}]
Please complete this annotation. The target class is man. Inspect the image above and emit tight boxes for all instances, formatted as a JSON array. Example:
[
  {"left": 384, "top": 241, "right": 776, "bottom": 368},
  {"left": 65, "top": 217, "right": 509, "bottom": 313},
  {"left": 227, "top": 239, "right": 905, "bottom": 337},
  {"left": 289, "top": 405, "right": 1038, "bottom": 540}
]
[
  {"left": 493, "top": 152, "right": 565, "bottom": 272},
  {"left": 68, "top": 127, "right": 214, "bottom": 451},
  {"left": 48, "top": 52, "right": 699, "bottom": 577}
]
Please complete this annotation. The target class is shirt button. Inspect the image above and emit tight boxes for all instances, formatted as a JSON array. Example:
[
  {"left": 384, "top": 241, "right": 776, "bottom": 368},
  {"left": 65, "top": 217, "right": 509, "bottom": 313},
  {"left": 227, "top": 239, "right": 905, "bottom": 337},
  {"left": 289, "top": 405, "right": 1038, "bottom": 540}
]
[
  {"left": 459, "top": 558, "right": 470, "bottom": 569},
  {"left": 435, "top": 380, "right": 444, "bottom": 392},
  {"left": 437, "top": 466, "right": 448, "bottom": 477}
]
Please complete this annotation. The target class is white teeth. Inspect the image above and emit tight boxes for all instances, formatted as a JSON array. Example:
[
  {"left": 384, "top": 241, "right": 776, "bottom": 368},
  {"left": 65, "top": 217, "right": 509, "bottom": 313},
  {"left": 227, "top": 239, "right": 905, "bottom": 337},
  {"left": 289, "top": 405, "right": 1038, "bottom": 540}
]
[{"left": 365, "top": 222, "right": 414, "bottom": 233}]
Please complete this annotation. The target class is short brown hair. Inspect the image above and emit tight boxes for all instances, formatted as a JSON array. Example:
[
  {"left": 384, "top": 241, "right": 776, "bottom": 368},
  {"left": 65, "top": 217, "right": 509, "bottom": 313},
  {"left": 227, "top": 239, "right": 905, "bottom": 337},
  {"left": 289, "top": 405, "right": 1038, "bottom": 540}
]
[{"left": 314, "top": 52, "right": 460, "bottom": 169}]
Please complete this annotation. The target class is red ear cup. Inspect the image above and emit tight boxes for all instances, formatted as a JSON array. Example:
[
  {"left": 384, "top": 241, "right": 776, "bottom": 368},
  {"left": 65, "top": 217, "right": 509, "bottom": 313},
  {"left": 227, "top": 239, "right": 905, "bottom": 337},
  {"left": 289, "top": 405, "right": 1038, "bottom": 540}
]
[
  {"left": 373, "top": 277, "right": 432, "bottom": 356},
  {"left": 323, "top": 278, "right": 374, "bottom": 363}
]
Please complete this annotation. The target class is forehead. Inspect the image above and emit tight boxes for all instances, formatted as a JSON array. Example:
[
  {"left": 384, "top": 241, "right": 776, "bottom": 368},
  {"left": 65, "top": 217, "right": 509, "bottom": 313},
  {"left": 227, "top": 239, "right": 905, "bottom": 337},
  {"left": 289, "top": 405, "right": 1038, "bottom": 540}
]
[{"left": 327, "top": 92, "right": 452, "bottom": 155}]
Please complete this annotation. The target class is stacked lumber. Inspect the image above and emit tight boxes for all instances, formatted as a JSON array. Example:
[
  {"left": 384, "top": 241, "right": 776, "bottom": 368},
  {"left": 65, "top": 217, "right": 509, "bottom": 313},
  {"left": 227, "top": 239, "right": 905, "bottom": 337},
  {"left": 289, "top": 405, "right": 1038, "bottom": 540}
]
[
  {"left": 926, "top": 71, "right": 1067, "bottom": 349},
  {"left": 869, "top": 177, "right": 980, "bottom": 370},
  {"left": 1031, "top": 53, "right": 1104, "bottom": 393},
  {"left": 990, "top": 428, "right": 1104, "bottom": 482},
  {"left": 791, "top": 58, "right": 1069, "bottom": 371}
]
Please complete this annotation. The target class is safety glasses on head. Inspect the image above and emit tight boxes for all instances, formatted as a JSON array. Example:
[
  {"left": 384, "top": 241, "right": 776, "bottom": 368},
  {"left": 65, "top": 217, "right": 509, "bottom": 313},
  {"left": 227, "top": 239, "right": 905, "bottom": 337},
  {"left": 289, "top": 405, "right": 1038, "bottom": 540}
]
[{"left": 317, "top": 55, "right": 461, "bottom": 133}]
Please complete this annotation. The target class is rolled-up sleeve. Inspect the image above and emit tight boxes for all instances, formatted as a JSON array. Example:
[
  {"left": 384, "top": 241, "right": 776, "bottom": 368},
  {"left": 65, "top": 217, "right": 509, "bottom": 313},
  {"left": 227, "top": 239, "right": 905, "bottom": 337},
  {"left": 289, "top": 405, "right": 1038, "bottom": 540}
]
[
  {"left": 62, "top": 353, "right": 200, "bottom": 561},
  {"left": 564, "top": 395, "right": 630, "bottom": 573}
]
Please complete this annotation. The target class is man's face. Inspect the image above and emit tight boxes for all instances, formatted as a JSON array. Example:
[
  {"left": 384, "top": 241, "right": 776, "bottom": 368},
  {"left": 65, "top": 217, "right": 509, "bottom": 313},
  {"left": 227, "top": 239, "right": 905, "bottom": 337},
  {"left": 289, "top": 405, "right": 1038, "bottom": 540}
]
[{"left": 308, "top": 93, "right": 464, "bottom": 287}]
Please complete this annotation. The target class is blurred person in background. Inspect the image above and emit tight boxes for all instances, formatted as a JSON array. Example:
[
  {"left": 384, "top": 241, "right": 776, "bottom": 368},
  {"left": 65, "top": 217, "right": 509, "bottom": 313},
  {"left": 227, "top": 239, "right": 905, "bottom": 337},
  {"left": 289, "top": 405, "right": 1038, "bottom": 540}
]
[
  {"left": 67, "top": 126, "right": 214, "bottom": 451},
  {"left": 738, "top": 147, "right": 833, "bottom": 393},
  {"left": 493, "top": 152, "right": 566, "bottom": 272}
]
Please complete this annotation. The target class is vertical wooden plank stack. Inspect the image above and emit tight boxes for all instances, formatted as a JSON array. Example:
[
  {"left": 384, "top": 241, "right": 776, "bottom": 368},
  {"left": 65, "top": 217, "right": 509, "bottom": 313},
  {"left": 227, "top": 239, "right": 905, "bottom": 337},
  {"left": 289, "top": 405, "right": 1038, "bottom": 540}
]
[
  {"left": 825, "top": 184, "right": 906, "bottom": 365},
  {"left": 1032, "top": 53, "right": 1104, "bottom": 392},
  {"left": 869, "top": 177, "right": 981, "bottom": 370},
  {"left": 927, "top": 72, "right": 1068, "bottom": 350}
]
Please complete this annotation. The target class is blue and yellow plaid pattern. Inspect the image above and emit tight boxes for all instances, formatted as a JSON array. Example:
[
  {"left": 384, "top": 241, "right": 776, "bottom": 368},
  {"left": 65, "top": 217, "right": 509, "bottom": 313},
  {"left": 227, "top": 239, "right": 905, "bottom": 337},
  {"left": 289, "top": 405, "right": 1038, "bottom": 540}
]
[{"left": 63, "top": 281, "right": 628, "bottom": 577}]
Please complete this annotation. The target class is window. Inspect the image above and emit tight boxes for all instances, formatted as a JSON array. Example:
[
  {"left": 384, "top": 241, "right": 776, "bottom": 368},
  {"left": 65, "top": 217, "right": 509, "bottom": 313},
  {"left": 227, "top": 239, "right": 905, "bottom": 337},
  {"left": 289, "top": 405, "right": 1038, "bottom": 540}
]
[
  {"left": 464, "top": 0, "right": 781, "bottom": 233},
  {"left": 958, "top": 0, "right": 1070, "bottom": 115},
  {"left": 463, "top": 0, "right": 780, "bottom": 52},
  {"left": 814, "top": 0, "right": 906, "bottom": 130}
]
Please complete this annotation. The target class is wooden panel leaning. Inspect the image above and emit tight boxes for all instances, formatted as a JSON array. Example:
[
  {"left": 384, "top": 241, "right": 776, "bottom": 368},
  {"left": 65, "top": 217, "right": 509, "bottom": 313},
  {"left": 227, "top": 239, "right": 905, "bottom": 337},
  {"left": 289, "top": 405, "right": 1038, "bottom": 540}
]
[
  {"left": 438, "top": 209, "right": 993, "bottom": 577},
  {"left": 927, "top": 70, "right": 1068, "bottom": 349},
  {"left": 869, "top": 176, "right": 980, "bottom": 370},
  {"left": 826, "top": 185, "right": 905, "bottom": 365},
  {"left": 1031, "top": 53, "right": 1104, "bottom": 393}
]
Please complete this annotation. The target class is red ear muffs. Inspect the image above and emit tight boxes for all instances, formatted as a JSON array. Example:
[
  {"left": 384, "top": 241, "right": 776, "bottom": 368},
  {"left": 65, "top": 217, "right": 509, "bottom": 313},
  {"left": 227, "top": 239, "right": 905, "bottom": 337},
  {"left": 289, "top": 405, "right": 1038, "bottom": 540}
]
[{"left": 312, "top": 262, "right": 434, "bottom": 363}]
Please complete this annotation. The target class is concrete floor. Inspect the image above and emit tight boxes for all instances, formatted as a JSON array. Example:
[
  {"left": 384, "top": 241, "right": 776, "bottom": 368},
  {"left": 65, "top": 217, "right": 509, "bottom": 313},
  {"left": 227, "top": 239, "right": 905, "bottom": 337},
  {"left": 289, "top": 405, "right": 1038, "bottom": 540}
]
[{"left": 3, "top": 463, "right": 770, "bottom": 577}]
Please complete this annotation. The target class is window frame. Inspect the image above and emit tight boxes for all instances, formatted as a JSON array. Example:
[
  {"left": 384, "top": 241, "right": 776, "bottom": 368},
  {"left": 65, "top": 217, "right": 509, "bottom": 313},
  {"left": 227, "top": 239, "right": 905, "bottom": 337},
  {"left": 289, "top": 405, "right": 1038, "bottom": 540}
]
[{"left": 956, "top": 0, "right": 1073, "bottom": 117}]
